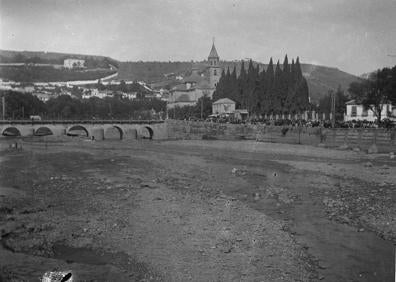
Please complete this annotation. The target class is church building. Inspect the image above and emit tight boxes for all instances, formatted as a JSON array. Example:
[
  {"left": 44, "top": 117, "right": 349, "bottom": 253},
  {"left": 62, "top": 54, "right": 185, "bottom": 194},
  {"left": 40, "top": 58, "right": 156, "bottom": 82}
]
[{"left": 167, "top": 41, "right": 222, "bottom": 109}]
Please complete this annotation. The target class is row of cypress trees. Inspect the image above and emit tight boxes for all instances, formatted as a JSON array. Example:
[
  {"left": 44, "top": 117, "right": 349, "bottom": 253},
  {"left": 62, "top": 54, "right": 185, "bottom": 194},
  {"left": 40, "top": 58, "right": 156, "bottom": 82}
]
[{"left": 213, "top": 56, "right": 310, "bottom": 115}]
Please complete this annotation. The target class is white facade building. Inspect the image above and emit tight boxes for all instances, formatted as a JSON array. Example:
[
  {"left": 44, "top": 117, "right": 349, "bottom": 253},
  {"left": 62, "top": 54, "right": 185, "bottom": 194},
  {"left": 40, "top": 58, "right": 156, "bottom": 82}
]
[
  {"left": 344, "top": 100, "right": 393, "bottom": 122},
  {"left": 64, "top": 58, "right": 85, "bottom": 69},
  {"left": 212, "top": 98, "right": 236, "bottom": 115}
]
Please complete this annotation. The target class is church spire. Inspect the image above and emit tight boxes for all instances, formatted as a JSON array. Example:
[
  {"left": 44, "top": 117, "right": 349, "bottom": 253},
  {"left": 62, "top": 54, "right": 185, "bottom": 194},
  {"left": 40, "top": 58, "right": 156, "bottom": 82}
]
[
  {"left": 208, "top": 40, "right": 219, "bottom": 59},
  {"left": 208, "top": 38, "right": 221, "bottom": 89}
]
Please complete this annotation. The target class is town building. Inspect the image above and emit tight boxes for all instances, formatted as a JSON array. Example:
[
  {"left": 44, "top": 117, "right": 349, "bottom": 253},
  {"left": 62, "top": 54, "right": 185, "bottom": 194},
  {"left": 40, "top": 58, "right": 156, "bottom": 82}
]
[
  {"left": 344, "top": 100, "right": 394, "bottom": 121},
  {"left": 64, "top": 58, "right": 85, "bottom": 69},
  {"left": 212, "top": 98, "right": 236, "bottom": 115},
  {"left": 208, "top": 42, "right": 221, "bottom": 89},
  {"left": 167, "top": 41, "right": 221, "bottom": 109}
]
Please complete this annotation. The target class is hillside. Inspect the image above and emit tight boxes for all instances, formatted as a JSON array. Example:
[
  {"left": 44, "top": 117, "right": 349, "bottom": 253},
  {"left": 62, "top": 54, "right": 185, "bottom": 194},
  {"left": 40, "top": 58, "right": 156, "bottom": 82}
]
[
  {"left": 118, "top": 60, "right": 360, "bottom": 103},
  {"left": 0, "top": 49, "right": 119, "bottom": 69},
  {"left": 0, "top": 65, "right": 116, "bottom": 83},
  {"left": 300, "top": 64, "right": 361, "bottom": 103},
  {"left": 117, "top": 61, "right": 194, "bottom": 82},
  {"left": 0, "top": 50, "right": 360, "bottom": 103}
]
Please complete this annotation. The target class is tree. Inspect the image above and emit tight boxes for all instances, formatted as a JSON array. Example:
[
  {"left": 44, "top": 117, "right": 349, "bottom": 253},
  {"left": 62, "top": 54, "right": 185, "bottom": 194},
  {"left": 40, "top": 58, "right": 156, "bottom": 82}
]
[
  {"left": 263, "top": 58, "right": 275, "bottom": 114},
  {"left": 348, "top": 68, "right": 393, "bottom": 123},
  {"left": 245, "top": 60, "right": 257, "bottom": 113},
  {"left": 256, "top": 65, "right": 266, "bottom": 114},
  {"left": 272, "top": 60, "right": 283, "bottom": 113},
  {"left": 119, "top": 80, "right": 127, "bottom": 92},
  {"left": 238, "top": 61, "right": 247, "bottom": 108},
  {"left": 194, "top": 94, "right": 212, "bottom": 119},
  {"left": 1, "top": 90, "right": 46, "bottom": 119},
  {"left": 318, "top": 85, "right": 348, "bottom": 120},
  {"left": 229, "top": 66, "right": 238, "bottom": 103}
]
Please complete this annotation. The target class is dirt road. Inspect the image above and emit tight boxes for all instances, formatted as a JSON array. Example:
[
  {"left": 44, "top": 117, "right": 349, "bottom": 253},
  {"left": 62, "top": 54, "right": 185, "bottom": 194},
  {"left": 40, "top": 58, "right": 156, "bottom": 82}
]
[{"left": 0, "top": 138, "right": 395, "bottom": 281}]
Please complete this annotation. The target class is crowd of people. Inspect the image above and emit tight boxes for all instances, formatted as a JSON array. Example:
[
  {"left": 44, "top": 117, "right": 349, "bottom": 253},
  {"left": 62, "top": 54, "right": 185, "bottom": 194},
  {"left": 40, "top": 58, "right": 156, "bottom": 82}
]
[{"left": 203, "top": 116, "right": 395, "bottom": 129}]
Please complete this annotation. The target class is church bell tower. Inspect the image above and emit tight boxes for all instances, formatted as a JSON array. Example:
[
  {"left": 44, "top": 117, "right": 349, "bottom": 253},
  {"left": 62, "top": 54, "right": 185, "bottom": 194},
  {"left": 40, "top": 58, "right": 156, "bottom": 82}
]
[{"left": 208, "top": 39, "right": 221, "bottom": 88}]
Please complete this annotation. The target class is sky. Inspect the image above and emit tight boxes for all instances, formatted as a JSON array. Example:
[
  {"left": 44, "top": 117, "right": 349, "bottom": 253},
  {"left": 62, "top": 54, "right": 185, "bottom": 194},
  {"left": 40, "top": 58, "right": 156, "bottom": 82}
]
[{"left": 1, "top": 0, "right": 396, "bottom": 75}]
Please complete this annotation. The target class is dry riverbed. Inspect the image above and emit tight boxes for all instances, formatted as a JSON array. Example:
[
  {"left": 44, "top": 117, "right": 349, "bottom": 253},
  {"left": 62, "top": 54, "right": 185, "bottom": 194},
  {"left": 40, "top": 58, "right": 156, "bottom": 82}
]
[{"left": 0, "top": 138, "right": 395, "bottom": 281}]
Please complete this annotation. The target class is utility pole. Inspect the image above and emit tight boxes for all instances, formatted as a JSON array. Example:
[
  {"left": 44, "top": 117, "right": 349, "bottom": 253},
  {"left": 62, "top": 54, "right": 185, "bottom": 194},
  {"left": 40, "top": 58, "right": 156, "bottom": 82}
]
[
  {"left": 331, "top": 91, "right": 336, "bottom": 128},
  {"left": 200, "top": 98, "right": 203, "bottom": 120},
  {"left": 1, "top": 96, "right": 5, "bottom": 120}
]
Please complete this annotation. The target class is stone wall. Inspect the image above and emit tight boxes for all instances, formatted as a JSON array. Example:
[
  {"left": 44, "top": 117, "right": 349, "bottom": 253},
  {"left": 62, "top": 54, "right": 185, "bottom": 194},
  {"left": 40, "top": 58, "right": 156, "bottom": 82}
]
[
  {"left": 321, "top": 128, "right": 396, "bottom": 152},
  {"left": 166, "top": 120, "right": 396, "bottom": 153}
]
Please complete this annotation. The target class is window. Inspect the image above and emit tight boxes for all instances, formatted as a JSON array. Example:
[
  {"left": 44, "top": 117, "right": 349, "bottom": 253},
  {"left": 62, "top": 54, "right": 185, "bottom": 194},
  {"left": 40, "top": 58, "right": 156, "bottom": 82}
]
[
  {"left": 351, "top": 106, "right": 357, "bottom": 117},
  {"left": 214, "top": 70, "right": 217, "bottom": 76},
  {"left": 362, "top": 108, "right": 368, "bottom": 117}
]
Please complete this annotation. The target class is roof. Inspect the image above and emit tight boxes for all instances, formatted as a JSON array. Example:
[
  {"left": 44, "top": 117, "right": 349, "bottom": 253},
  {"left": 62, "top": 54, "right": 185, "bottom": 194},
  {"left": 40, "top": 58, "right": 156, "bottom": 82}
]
[
  {"left": 182, "top": 72, "right": 206, "bottom": 83},
  {"left": 208, "top": 43, "right": 219, "bottom": 59},
  {"left": 196, "top": 80, "right": 213, "bottom": 90},
  {"left": 171, "top": 84, "right": 195, "bottom": 92},
  {"left": 234, "top": 109, "right": 249, "bottom": 114},
  {"left": 345, "top": 99, "right": 356, "bottom": 105},
  {"left": 213, "top": 98, "right": 235, "bottom": 105},
  {"left": 176, "top": 94, "right": 193, "bottom": 102}
]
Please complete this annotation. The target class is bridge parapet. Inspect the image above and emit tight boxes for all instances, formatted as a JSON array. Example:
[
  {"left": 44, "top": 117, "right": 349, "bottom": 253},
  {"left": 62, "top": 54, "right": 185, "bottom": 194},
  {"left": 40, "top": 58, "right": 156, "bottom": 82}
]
[{"left": 0, "top": 120, "right": 165, "bottom": 125}]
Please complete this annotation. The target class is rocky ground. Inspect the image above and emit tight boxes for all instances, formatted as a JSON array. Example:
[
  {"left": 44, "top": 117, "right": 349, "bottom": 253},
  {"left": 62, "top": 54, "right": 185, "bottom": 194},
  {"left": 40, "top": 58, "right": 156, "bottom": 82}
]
[{"left": 0, "top": 138, "right": 395, "bottom": 281}]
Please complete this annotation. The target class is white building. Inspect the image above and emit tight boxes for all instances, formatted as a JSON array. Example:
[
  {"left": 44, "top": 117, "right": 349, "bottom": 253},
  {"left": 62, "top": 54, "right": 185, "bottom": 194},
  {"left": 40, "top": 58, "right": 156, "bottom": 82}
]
[
  {"left": 344, "top": 100, "right": 393, "bottom": 122},
  {"left": 64, "top": 58, "right": 85, "bottom": 69},
  {"left": 82, "top": 89, "right": 106, "bottom": 99},
  {"left": 33, "top": 92, "right": 52, "bottom": 102},
  {"left": 121, "top": 92, "right": 137, "bottom": 100},
  {"left": 212, "top": 98, "right": 236, "bottom": 115}
]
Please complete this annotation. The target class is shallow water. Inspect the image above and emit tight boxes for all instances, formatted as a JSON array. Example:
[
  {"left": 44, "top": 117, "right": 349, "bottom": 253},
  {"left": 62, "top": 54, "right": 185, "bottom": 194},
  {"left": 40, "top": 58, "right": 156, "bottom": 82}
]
[{"left": 223, "top": 162, "right": 395, "bottom": 282}]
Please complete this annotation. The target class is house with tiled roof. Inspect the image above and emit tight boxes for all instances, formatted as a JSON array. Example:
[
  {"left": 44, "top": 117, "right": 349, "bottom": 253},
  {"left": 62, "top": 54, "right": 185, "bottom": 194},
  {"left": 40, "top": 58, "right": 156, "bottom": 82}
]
[
  {"left": 212, "top": 98, "right": 236, "bottom": 114},
  {"left": 344, "top": 99, "right": 394, "bottom": 122}
]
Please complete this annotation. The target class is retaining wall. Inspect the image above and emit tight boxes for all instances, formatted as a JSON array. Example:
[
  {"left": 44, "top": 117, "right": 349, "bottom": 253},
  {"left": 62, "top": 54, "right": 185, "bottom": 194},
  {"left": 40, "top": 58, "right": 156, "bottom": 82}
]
[{"left": 166, "top": 120, "right": 396, "bottom": 153}]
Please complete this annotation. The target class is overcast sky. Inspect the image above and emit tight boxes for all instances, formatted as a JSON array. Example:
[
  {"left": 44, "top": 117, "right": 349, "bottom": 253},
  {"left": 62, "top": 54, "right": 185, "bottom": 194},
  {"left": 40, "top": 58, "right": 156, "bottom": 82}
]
[{"left": 1, "top": 0, "right": 396, "bottom": 75}]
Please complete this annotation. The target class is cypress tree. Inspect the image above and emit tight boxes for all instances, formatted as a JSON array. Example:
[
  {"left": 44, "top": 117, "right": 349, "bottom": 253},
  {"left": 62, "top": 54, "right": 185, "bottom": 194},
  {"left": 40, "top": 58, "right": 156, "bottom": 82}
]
[
  {"left": 257, "top": 66, "right": 266, "bottom": 114},
  {"left": 264, "top": 58, "right": 274, "bottom": 114},
  {"left": 213, "top": 69, "right": 226, "bottom": 101},
  {"left": 285, "top": 59, "right": 296, "bottom": 113},
  {"left": 279, "top": 55, "right": 290, "bottom": 112},
  {"left": 283, "top": 55, "right": 290, "bottom": 75},
  {"left": 273, "top": 60, "right": 283, "bottom": 113},
  {"left": 238, "top": 60, "right": 247, "bottom": 108},
  {"left": 246, "top": 60, "right": 257, "bottom": 112},
  {"left": 223, "top": 67, "right": 231, "bottom": 99},
  {"left": 295, "top": 57, "right": 303, "bottom": 80},
  {"left": 230, "top": 66, "right": 238, "bottom": 103},
  {"left": 294, "top": 57, "right": 309, "bottom": 111}
]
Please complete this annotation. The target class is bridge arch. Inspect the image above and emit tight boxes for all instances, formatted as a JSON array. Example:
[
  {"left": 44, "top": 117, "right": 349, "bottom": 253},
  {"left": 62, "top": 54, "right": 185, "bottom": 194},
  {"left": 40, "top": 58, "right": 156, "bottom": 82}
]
[
  {"left": 139, "top": 126, "right": 154, "bottom": 140},
  {"left": 67, "top": 125, "right": 89, "bottom": 137},
  {"left": 2, "top": 127, "right": 21, "bottom": 137},
  {"left": 34, "top": 127, "right": 53, "bottom": 136},
  {"left": 104, "top": 126, "right": 124, "bottom": 140}
]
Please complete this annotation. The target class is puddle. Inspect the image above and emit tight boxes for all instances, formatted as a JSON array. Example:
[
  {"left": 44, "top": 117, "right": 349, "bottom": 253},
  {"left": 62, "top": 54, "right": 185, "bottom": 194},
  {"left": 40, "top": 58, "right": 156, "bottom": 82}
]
[
  {"left": 0, "top": 186, "right": 26, "bottom": 197},
  {"left": 51, "top": 244, "right": 158, "bottom": 281},
  {"left": 52, "top": 244, "right": 130, "bottom": 266}
]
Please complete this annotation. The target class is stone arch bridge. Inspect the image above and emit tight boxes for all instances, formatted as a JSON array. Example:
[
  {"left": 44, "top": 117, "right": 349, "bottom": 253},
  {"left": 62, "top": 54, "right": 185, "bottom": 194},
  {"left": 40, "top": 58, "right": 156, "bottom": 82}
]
[{"left": 0, "top": 120, "right": 168, "bottom": 140}]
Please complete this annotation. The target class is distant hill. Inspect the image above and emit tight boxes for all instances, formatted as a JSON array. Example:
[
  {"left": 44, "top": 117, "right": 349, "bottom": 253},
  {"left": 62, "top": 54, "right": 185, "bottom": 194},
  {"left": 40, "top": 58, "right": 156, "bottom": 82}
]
[
  {"left": 118, "top": 60, "right": 360, "bottom": 103},
  {"left": 0, "top": 49, "right": 119, "bottom": 69},
  {"left": 299, "top": 64, "right": 361, "bottom": 103},
  {"left": 117, "top": 61, "right": 193, "bottom": 83},
  {"left": 0, "top": 50, "right": 360, "bottom": 103},
  {"left": 0, "top": 50, "right": 118, "bottom": 83},
  {"left": 0, "top": 65, "right": 116, "bottom": 83}
]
